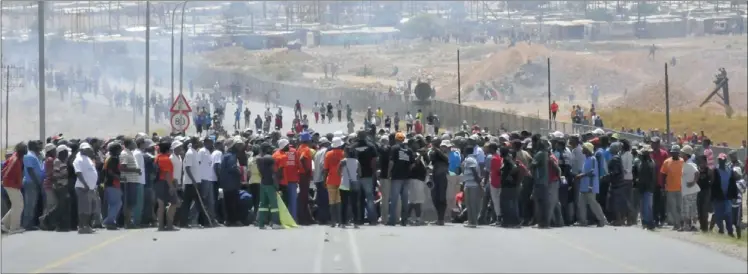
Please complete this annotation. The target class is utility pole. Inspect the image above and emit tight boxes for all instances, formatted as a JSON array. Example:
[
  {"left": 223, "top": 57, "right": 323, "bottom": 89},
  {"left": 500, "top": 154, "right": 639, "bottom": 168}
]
[
  {"left": 547, "top": 57, "right": 552, "bottom": 130},
  {"left": 665, "top": 63, "right": 671, "bottom": 144},
  {"left": 38, "top": 0, "right": 46, "bottom": 142},
  {"left": 1, "top": 65, "right": 24, "bottom": 150},
  {"left": 146, "top": 0, "right": 151, "bottom": 133},
  {"left": 457, "top": 49, "right": 461, "bottom": 105}
]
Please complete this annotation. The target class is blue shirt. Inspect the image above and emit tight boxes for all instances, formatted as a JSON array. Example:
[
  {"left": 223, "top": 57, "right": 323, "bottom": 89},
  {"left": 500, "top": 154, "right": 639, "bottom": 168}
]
[
  {"left": 580, "top": 156, "right": 600, "bottom": 194},
  {"left": 219, "top": 152, "right": 241, "bottom": 191},
  {"left": 461, "top": 155, "right": 480, "bottom": 188},
  {"left": 718, "top": 167, "right": 731, "bottom": 198},
  {"left": 195, "top": 114, "right": 203, "bottom": 126},
  {"left": 239, "top": 190, "right": 251, "bottom": 201},
  {"left": 235, "top": 110, "right": 241, "bottom": 120},
  {"left": 448, "top": 150, "right": 462, "bottom": 174},
  {"left": 473, "top": 145, "right": 486, "bottom": 165},
  {"left": 595, "top": 148, "right": 608, "bottom": 176},
  {"left": 22, "top": 152, "right": 44, "bottom": 184}
]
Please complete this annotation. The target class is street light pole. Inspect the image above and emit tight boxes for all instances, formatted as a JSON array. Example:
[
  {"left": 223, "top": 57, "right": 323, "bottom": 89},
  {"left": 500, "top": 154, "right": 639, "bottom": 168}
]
[
  {"left": 38, "top": 0, "right": 46, "bottom": 142},
  {"left": 170, "top": 4, "right": 178, "bottom": 104},
  {"left": 179, "top": 1, "right": 188, "bottom": 95},
  {"left": 145, "top": 0, "right": 151, "bottom": 133}
]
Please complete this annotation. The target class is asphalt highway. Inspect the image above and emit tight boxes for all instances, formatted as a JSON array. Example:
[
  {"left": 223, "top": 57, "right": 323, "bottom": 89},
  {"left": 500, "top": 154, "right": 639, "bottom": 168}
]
[{"left": 2, "top": 224, "right": 746, "bottom": 273}]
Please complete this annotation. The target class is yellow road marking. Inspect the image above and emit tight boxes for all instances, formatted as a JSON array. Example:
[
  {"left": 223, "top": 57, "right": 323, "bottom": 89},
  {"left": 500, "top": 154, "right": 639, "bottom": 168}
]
[
  {"left": 534, "top": 229, "right": 648, "bottom": 273},
  {"left": 31, "top": 231, "right": 137, "bottom": 274}
]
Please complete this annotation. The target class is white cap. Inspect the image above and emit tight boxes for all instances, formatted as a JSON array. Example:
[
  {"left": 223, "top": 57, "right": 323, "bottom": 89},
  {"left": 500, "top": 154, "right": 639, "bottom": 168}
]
[
  {"left": 44, "top": 143, "right": 57, "bottom": 153},
  {"left": 319, "top": 137, "right": 330, "bottom": 144},
  {"left": 333, "top": 131, "right": 344, "bottom": 138},
  {"left": 80, "top": 142, "right": 92, "bottom": 150},
  {"left": 592, "top": 128, "right": 605, "bottom": 135},
  {"left": 171, "top": 141, "right": 183, "bottom": 149},
  {"left": 56, "top": 145, "right": 71, "bottom": 153},
  {"left": 331, "top": 137, "right": 344, "bottom": 148},
  {"left": 440, "top": 140, "right": 453, "bottom": 147},
  {"left": 552, "top": 131, "right": 565, "bottom": 138},
  {"left": 278, "top": 139, "right": 290, "bottom": 149}
]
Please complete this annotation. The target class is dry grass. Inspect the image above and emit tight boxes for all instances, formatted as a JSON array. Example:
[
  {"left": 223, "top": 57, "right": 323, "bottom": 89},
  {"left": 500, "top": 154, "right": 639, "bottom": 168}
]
[{"left": 598, "top": 108, "right": 748, "bottom": 146}]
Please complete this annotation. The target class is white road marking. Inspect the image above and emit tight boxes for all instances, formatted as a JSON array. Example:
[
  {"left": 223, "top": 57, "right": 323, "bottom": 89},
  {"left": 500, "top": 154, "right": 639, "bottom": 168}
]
[
  {"left": 346, "top": 228, "right": 364, "bottom": 274},
  {"left": 312, "top": 226, "right": 327, "bottom": 274}
]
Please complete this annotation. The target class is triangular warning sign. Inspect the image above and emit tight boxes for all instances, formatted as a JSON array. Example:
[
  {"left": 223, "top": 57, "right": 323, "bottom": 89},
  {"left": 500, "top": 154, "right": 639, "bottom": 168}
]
[{"left": 170, "top": 93, "right": 192, "bottom": 113}]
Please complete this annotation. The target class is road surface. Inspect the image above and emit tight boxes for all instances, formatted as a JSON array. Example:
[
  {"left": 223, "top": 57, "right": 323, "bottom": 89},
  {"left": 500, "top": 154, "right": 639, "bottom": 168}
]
[
  {"left": 191, "top": 96, "right": 350, "bottom": 137},
  {"left": 2, "top": 225, "right": 746, "bottom": 273}
]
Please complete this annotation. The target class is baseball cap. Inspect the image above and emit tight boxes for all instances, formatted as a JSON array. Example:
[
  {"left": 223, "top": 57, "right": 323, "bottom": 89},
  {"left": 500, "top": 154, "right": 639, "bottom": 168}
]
[{"left": 299, "top": 132, "right": 312, "bottom": 142}]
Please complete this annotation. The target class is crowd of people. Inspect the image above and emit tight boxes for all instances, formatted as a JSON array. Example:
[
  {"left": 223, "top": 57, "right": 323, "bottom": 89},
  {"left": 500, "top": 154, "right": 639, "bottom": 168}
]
[{"left": 2, "top": 97, "right": 747, "bottom": 240}]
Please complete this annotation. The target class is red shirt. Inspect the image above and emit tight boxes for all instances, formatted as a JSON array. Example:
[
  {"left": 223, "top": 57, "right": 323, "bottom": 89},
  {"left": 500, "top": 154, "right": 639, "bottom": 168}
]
[
  {"left": 550, "top": 102, "right": 559, "bottom": 112},
  {"left": 43, "top": 157, "right": 55, "bottom": 190},
  {"left": 489, "top": 154, "right": 503, "bottom": 188},
  {"left": 2, "top": 153, "right": 23, "bottom": 189},
  {"left": 284, "top": 148, "right": 299, "bottom": 183},
  {"left": 455, "top": 192, "right": 464, "bottom": 205},
  {"left": 549, "top": 155, "right": 561, "bottom": 183},
  {"left": 414, "top": 122, "right": 423, "bottom": 134},
  {"left": 297, "top": 144, "right": 313, "bottom": 178},
  {"left": 651, "top": 148, "right": 669, "bottom": 187}
]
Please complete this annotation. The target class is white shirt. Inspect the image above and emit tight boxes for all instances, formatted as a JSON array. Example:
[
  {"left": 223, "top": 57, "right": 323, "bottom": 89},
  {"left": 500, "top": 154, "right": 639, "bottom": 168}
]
[
  {"left": 621, "top": 151, "right": 634, "bottom": 181},
  {"left": 312, "top": 148, "right": 328, "bottom": 183},
  {"left": 681, "top": 161, "right": 701, "bottom": 196},
  {"left": 183, "top": 148, "right": 201, "bottom": 184},
  {"left": 170, "top": 153, "right": 183, "bottom": 185},
  {"left": 133, "top": 149, "right": 146, "bottom": 184},
  {"left": 199, "top": 148, "right": 216, "bottom": 181},
  {"left": 73, "top": 154, "right": 98, "bottom": 189},
  {"left": 210, "top": 150, "right": 223, "bottom": 180}
]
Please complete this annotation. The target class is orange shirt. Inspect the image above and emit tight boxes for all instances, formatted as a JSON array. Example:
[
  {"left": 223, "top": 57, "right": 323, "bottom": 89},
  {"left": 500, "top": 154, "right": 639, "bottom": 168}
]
[
  {"left": 324, "top": 148, "right": 345, "bottom": 187},
  {"left": 297, "top": 144, "right": 313, "bottom": 177},
  {"left": 272, "top": 150, "right": 289, "bottom": 185},
  {"left": 660, "top": 158, "right": 684, "bottom": 192},
  {"left": 155, "top": 154, "right": 174, "bottom": 182},
  {"left": 283, "top": 148, "right": 299, "bottom": 183}
]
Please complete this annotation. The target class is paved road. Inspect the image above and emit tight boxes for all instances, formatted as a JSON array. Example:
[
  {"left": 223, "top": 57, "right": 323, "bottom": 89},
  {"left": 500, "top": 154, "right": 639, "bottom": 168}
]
[
  {"left": 2, "top": 225, "right": 746, "bottom": 273},
  {"left": 199, "top": 97, "right": 350, "bottom": 137}
]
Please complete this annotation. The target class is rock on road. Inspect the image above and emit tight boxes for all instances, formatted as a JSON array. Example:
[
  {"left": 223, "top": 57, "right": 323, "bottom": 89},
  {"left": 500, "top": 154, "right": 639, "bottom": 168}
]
[{"left": 2, "top": 224, "right": 746, "bottom": 273}]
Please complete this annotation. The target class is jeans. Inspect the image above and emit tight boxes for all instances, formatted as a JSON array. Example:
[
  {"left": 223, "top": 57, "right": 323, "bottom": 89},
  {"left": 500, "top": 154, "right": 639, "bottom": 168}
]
[
  {"left": 387, "top": 179, "right": 410, "bottom": 225},
  {"left": 640, "top": 192, "right": 653, "bottom": 228},
  {"left": 499, "top": 187, "right": 520, "bottom": 226},
  {"left": 142, "top": 185, "right": 156, "bottom": 225},
  {"left": 127, "top": 183, "right": 145, "bottom": 224},
  {"left": 712, "top": 200, "right": 733, "bottom": 234},
  {"left": 104, "top": 187, "right": 123, "bottom": 226},
  {"left": 314, "top": 181, "right": 330, "bottom": 224},
  {"left": 359, "top": 177, "right": 378, "bottom": 224},
  {"left": 200, "top": 180, "right": 217, "bottom": 222},
  {"left": 286, "top": 182, "right": 298, "bottom": 221},
  {"left": 533, "top": 183, "right": 550, "bottom": 227},
  {"left": 22, "top": 182, "right": 40, "bottom": 229}
]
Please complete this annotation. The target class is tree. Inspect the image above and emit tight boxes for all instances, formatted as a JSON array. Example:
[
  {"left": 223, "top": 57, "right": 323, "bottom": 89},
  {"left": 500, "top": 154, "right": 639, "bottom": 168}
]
[{"left": 397, "top": 14, "right": 446, "bottom": 39}]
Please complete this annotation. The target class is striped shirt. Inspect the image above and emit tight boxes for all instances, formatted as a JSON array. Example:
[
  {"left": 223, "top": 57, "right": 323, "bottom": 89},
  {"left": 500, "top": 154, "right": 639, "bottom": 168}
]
[
  {"left": 52, "top": 159, "right": 68, "bottom": 186},
  {"left": 119, "top": 149, "right": 140, "bottom": 183}
]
